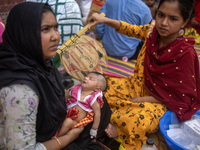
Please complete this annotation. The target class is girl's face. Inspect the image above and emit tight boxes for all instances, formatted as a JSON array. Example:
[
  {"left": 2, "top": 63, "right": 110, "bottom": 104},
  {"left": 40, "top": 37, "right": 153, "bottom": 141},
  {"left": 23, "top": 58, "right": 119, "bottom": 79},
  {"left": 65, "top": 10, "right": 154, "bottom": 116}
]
[
  {"left": 41, "top": 11, "right": 60, "bottom": 59},
  {"left": 155, "top": 1, "right": 188, "bottom": 40}
]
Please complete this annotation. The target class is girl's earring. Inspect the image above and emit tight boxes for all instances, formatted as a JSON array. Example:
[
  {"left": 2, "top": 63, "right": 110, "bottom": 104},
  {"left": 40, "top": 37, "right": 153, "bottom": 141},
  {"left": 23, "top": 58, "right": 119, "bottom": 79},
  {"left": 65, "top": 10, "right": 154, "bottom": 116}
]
[{"left": 179, "top": 28, "right": 185, "bottom": 37}]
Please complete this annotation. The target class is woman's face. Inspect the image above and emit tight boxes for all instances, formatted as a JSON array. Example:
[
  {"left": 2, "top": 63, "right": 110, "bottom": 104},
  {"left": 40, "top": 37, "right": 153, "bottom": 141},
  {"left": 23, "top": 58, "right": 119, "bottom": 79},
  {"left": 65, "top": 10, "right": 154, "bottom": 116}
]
[
  {"left": 41, "top": 11, "right": 60, "bottom": 59},
  {"left": 155, "top": 1, "right": 188, "bottom": 39}
]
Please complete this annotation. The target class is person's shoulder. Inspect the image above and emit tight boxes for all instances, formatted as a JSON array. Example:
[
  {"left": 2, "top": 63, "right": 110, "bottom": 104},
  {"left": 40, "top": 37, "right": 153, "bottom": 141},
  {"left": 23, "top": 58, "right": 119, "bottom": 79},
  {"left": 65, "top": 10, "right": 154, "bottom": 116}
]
[
  {"left": 180, "top": 37, "right": 196, "bottom": 56},
  {"left": 0, "top": 84, "right": 39, "bottom": 105}
]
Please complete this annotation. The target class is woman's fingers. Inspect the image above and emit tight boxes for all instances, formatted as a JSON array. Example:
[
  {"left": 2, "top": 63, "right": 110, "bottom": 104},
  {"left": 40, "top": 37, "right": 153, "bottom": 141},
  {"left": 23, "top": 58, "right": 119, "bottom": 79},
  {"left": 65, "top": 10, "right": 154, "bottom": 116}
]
[{"left": 87, "top": 13, "right": 105, "bottom": 29}]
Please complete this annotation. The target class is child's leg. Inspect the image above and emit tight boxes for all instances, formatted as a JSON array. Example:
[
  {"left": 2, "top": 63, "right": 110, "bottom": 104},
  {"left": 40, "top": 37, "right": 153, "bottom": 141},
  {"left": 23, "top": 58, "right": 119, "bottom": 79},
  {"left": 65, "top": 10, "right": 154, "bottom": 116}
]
[{"left": 57, "top": 118, "right": 77, "bottom": 137}]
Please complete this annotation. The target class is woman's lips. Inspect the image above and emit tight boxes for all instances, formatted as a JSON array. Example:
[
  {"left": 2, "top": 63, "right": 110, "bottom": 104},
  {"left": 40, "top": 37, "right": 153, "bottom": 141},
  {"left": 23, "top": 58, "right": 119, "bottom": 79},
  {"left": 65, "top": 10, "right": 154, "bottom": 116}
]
[
  {"left": 50, "top": 45, "right": 58, "bottom": 50},
  {"left": 159, "top": 27, "right": 168, "bottom": 33}
]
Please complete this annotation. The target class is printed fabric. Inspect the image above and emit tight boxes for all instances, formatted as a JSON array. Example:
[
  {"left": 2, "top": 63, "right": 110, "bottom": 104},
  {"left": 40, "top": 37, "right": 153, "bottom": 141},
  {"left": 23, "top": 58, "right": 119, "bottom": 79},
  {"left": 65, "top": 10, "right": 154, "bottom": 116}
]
[
  {"left": 104, "top": 21, "right": 167, "bottom": 150},
  {"left": 0, "top": 84, "right": 46, "bottom": 150}
]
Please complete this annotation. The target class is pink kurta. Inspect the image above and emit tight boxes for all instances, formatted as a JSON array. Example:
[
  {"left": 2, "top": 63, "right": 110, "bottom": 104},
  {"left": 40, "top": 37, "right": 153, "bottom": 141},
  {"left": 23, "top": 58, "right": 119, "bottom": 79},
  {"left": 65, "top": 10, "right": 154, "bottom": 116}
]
[{"left": 67, "top": 84, "right": 103, "bottom": 112}]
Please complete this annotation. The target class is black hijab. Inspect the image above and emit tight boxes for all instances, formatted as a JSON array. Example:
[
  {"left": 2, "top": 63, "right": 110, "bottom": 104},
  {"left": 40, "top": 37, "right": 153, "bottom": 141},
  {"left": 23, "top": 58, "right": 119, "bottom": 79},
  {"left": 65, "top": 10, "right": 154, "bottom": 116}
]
[{"left": 0, "top": 2, "right": 67, "bottom": 142}]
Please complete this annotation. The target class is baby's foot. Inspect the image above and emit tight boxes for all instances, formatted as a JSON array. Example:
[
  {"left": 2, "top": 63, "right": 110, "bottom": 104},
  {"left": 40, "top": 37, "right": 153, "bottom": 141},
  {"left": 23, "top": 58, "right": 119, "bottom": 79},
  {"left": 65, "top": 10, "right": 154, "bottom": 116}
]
[{"left": 105, "top": 123, "right": 118, "bottom": 138}]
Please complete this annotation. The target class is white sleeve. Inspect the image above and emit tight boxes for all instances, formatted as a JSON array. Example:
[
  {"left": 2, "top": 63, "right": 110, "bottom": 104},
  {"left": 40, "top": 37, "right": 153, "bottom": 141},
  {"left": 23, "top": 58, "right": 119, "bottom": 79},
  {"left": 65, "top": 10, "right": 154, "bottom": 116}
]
[{"left": 0, "top": 84, "right": 46, "bottom": 150}]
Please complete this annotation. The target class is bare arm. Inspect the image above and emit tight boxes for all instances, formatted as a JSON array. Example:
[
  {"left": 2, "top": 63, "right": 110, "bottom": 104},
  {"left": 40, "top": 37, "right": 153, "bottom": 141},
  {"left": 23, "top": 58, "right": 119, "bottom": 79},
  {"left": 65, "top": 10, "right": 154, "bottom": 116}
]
[
  {"left": 88, "top": 13, "right": 120, "bottom": 30},
  {"left": 91, "top": 100, "right": 101, "bottom": 130},
  {"left": 43, "top": 127, "right": 82, "bottom": 149},
  {"left": 130, "top": 96, "right": 162, "bottom": 103}
]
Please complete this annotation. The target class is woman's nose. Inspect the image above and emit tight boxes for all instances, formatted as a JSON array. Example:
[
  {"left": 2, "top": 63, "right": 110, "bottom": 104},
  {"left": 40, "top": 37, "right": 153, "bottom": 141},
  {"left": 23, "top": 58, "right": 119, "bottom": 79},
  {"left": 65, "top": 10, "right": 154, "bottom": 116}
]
[
  {"left": 161, "top": 18, "right": 168, "bottom": 26},
  {"left": 51, "top": 29, "right": 60, "bottom": 41}
]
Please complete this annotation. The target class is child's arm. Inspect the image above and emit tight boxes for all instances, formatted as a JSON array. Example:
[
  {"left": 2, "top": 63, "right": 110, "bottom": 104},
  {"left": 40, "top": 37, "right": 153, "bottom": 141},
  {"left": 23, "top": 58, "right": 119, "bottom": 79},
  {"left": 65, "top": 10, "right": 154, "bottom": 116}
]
[{"left": 90, "top": 100, "right": 101, "bottom": 138}]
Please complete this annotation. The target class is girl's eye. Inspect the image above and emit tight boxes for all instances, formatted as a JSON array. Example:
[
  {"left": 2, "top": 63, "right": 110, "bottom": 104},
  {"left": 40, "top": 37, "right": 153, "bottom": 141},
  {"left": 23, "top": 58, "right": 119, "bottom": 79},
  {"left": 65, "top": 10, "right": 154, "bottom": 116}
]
[
  {"left": 157, "top": 13, "right": 163, "bottom": 17},
  {"left": 171, "top": 17, "right": 177, "bottom": 21}
]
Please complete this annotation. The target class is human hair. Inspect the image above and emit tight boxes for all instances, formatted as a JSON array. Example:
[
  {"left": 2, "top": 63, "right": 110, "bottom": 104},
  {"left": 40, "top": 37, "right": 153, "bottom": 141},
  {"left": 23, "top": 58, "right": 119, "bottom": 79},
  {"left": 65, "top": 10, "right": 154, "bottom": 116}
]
[
  {"left": 90, "top": 71, "right": 108, "bottom": 92},
  {"left": 157, "top": 0, "right": 195, "bottom": 22},
  {"left": 41, "top": 3, "right": 54, "bottom": 20}
]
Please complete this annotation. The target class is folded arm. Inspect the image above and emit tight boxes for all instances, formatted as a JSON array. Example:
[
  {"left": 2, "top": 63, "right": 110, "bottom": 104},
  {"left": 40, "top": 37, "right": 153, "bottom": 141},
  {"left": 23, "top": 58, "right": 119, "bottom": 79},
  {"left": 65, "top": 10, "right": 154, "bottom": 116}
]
[{"left": 130, "top": 96, "right": 162, "bottom": 103}]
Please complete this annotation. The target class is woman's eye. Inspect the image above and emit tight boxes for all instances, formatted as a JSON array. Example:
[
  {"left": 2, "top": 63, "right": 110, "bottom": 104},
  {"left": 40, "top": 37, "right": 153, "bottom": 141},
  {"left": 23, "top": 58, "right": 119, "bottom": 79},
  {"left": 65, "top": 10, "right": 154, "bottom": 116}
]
[
  {"left": 54, "top": 25, "right": 59, "bottom": 31},
  {"left": 41, "top": 27, "right": 49, "bottom": 32}
]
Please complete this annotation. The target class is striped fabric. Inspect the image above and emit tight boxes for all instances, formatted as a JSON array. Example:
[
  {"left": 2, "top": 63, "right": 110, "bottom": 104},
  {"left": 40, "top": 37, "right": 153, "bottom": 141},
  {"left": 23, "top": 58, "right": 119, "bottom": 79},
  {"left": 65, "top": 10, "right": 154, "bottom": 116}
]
[
  {"left": 100, "top": 56, "right": 136, "bottom": 78},
  {"left": 195, "top": 45, "right": 200, "bottom": 56},
  {"left": 101, "top": 45, "right": 200, "bottom": 78}
]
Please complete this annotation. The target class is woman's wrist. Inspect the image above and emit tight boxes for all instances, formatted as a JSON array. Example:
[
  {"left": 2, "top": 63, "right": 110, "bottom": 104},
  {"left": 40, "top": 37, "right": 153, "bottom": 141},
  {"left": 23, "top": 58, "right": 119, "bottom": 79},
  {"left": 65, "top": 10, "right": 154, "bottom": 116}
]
[{"left": 52, "top": 136, "right": 62, "bottom": 149}]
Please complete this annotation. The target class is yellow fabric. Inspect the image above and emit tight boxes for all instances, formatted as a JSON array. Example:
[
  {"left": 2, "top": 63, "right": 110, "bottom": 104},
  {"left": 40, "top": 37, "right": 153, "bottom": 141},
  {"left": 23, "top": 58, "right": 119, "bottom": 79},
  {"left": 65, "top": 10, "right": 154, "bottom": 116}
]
[
  {"left": 184, "top": 28, "right": 200, "bottom": 45},
  {"left": 104, "top": 21, "right": 167, "bottom": 150}
]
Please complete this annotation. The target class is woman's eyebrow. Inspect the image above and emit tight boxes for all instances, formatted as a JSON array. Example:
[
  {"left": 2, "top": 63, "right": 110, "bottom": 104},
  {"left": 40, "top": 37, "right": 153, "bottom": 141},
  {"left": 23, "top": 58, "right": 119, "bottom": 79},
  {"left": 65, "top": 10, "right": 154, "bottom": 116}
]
[
  {"left": 157, "top": 10, "right": 179, "bottom": 19},
  {"left": 41, "top": 23, "right": 58, "bottom": 28}
]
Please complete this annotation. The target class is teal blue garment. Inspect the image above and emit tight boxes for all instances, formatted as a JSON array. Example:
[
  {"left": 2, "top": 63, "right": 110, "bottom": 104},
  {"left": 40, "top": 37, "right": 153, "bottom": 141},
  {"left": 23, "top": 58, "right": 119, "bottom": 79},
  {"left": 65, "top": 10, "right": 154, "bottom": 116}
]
[{"left": 96, "top": 0, "right": 152, "bottom": 59}]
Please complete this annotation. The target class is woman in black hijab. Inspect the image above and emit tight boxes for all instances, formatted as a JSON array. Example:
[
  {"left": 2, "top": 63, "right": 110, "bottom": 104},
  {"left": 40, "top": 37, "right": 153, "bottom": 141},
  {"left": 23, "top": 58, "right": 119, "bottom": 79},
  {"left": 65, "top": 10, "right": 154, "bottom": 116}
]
[{"left": 0, "top": 2, "right": 111, "bottom": 149}]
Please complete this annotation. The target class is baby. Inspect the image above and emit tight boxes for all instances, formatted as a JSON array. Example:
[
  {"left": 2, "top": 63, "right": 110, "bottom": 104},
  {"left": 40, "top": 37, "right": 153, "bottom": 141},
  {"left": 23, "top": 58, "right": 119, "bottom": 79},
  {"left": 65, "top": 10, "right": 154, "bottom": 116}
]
[
  {"left": 146, "top": 0, "right": 157, "bottom": 19},
  {"left": 57, "top": 72, "right": 107, "bottom": 139}
]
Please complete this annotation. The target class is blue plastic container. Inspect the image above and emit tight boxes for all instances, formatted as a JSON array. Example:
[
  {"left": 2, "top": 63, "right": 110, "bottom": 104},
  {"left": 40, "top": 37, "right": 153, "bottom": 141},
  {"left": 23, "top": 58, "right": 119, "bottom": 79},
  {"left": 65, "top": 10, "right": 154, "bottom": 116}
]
[{"left": 159, "top": 109, "right": 200, "bottom": 150}]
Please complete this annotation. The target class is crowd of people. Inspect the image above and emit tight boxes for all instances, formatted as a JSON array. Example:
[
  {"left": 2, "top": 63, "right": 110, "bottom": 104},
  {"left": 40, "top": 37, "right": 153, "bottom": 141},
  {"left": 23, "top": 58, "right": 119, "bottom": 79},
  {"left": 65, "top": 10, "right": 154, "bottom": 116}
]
[{"left": 0, "top": 0, "right": 200, "bottom": 150}]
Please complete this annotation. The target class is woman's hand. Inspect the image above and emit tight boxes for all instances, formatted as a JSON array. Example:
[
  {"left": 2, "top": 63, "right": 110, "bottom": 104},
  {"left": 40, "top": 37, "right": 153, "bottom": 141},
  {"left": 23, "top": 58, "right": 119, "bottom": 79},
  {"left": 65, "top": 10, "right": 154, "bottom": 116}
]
[
  {"left": 130, "top": 97, "right": 143, "bottom": 103},
  {"left": 87, "top": 13, "right": 106, "bottom": 29},
  {"left": 130, "top": 96, "right": 162, "bottom": 103},
  {"left": 87, "top": 13, "right": 121, "bottom": 30}
]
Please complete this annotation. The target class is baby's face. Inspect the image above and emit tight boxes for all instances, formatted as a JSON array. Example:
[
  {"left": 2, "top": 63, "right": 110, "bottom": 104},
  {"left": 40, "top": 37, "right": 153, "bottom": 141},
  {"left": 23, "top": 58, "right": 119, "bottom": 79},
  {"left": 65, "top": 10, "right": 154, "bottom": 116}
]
[
  {"left": 81, "top": 73, "right": 99, "bottom": 90},
  {"left": 147, "top": 0, "right": 156, "bottom": 7}
]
